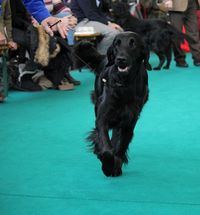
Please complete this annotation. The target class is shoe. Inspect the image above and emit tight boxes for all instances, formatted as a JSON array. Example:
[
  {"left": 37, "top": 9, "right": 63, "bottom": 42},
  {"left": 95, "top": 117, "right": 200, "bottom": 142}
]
[
  {"left": 0, "top": 94, "right": 5, "bottom": 102},
  {"left": 194, "top": 61, "right": 200, "bottom": 66},
  {"left": 176, "top": 61, "right": 189, "bottom": 68},
  {"left": 65, "top": 72, "right": 81, "bottom": 86},
  {"left": 58, "top": 78, "right": 74, "bottom": 91}
]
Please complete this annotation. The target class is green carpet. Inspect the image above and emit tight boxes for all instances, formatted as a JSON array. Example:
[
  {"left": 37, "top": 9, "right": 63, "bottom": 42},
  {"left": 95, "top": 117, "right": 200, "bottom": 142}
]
[{"left": 0, "top": 54, "right": 200, "bottom": 215}]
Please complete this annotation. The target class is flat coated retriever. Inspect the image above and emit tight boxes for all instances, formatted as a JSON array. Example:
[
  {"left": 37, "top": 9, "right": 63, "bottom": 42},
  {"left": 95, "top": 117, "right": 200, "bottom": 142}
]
[
  {"left": 110, "top": 0, "right": 195, "bottom": 70},
  {"left": 73, "top": 32, "right": 149, "bottom": 177},
  {"left": 147, "top": 29, "right": 180, "bottom": 70}
]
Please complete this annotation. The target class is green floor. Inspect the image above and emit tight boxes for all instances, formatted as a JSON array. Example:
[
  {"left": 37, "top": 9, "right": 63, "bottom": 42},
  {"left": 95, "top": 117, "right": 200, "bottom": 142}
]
[{"left": 0, "top": 54, "right": 200, "bottom": 215}]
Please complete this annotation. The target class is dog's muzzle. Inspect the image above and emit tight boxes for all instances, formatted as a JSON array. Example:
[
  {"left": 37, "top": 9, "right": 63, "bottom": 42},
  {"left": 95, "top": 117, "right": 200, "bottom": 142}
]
[{"left": 116, "top": 56, "right": 129, "bottom": 73}]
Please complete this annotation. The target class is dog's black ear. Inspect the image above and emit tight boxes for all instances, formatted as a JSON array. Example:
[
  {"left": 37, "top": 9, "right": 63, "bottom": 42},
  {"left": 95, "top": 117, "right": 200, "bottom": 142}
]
[{"left": 106, "top": 44, "right": 115, "bottom": 66}]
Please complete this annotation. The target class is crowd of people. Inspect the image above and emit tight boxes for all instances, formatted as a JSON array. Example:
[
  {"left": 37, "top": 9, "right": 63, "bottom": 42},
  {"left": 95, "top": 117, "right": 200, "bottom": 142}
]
[{"left": 1, "top": 0, "right": 200, "bottom": 102}]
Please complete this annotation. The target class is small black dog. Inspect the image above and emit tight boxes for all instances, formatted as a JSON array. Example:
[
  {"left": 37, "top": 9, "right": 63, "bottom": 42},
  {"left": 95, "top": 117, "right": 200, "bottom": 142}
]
[
  {"left": 73, "top": 32, "right": 149, "bottom": 177},
  {"left": 13, "top": 23, "right": 78, "bottom": 90},
  {"left": 110, "top": 0, "right": 195, "bottom": 70}
]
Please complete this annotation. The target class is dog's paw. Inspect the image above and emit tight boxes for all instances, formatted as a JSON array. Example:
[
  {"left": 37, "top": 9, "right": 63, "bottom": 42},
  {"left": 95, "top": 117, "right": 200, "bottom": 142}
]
[
  {"left": 163, "top": 66, "right": 170, "bottom": 69},
  {"left": 112, "top": 157, "right": 123, "bottom": 177},
  {"left": 101, "top": 151, "right": 115, "bottom": 177},
  {"left": 100, "top": 153, "right": 123, "bottom": 177},
  {"left": 153, "top": 67, "right": 161, "bottom": 70}
]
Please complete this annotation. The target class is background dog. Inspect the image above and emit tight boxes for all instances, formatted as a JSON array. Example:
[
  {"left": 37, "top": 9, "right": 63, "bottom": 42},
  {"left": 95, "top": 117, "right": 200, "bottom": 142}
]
[
  {"left": 73, "top": 32, "right": 150, "bottom": 177},
  {"left": 146, "top": 29, "right": 182, "bottom": 70},
  {"left": 110, "top": 0, "right": 195, "bottom": 70}
]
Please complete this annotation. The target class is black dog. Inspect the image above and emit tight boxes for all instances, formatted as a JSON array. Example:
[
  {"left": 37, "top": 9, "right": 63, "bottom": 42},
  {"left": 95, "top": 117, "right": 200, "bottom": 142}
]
[
  {"left": 12, "top": 23, "right": 78, "bottom": 91},
  {"left": 110, "top": 0, "right": 195, "bottom": 70},
  {"left": 147, "top": 29, "right": 180, "bottom": 70},
  {"left": 73, "top": 32, "right": 149, "bottom": 177}
]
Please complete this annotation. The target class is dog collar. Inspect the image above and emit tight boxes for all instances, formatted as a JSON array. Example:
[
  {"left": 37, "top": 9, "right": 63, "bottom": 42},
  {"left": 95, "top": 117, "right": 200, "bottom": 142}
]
[{"left": 102, "top": 78, "right": 124, "bottom": 88}]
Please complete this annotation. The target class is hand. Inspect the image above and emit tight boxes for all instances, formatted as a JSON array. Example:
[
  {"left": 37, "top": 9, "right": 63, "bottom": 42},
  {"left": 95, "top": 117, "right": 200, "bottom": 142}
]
[
  {"left": 41, "top": 16, "right": 67, "bottom": 38},
  {"left": 31, "top": 16, "right": 39, "bottom": 27},
  {"left": 8, "top": 41, "right": 18, "bottom": 50},
  {"left": 108, "top": 22, "right": 123, "bottom": 32},
  {"left": 0, "top": 32, "right": 7, "bottom": 45},
  {"left": 163, "top": 0, "right": 173, "bottom": 10},
  {"left": 157, "top": 0, "right": 173, "bottom": 12},
  {"left": 68, "top": 16, "right": 77, "bottom": 28}
]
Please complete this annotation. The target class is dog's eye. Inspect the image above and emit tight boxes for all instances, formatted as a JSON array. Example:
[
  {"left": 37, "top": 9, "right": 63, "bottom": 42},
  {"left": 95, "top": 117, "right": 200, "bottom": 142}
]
[
  {"left": 129, "top": 38, "right": 135, "bottom": 48},
  {"left": 116, "top": 39, "right": 121, "bottom": 46}
]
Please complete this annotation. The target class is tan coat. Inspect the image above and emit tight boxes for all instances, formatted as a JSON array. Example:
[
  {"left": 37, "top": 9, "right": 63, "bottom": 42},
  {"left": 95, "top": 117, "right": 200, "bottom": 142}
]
[
  {"left": 170, "top": 0, "right": 188, "bottom": 12},
  {"left": 0, "top": 0, "right": 13, "bottom": 41}
]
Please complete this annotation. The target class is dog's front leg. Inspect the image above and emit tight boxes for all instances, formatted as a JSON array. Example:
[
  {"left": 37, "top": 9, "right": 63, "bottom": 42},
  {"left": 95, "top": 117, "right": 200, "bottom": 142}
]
[
  {"left": 96, "top": 120, "right": 116, "bottom": 177},
  {"left": 163, "top": 48, "right": 172, "bottom": 69},
  {"left": 116, "top": 126, "right": 134, "bottom": 163},
  {"left": 154, "top": 54, "right": 165, "bottom": 70}
]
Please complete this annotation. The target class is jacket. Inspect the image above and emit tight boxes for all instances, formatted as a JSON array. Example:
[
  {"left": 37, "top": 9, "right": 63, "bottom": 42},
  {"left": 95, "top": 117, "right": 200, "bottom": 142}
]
[
  {"left": 0, "top": 0, "right": 13, "bottom": 41},
  {"left": 22, "top": 0, "right": 50, "bottom": 23},
  {"left": 158, "top": 0, "right": 199, "bottom": 12},
  {"left": 70, "top": 0, "right": 108, "bottom": 24}
]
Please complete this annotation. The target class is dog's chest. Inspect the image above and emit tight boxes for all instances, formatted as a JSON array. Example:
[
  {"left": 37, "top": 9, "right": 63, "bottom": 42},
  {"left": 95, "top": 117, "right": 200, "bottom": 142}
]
[{"left": 99, "top": 87, "right": 142, "bottom": 127}]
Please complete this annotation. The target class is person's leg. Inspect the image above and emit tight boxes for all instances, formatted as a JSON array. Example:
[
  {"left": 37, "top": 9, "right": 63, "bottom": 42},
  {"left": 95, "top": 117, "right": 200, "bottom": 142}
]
[
  {"left": 184, "top": 0, "right": 200, "bottom": 65},
  {"left": 76, "top": 19, "right": 120, "bottom": 55},
  {"left": 169, "top": 11, "right": 187, "bottom": 66}
]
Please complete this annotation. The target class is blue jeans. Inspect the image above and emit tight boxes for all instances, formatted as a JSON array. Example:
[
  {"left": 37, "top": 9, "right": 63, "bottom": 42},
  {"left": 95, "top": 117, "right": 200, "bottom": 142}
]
[{"left": 55, "top": 12, "right": 75, "bottom": 45}]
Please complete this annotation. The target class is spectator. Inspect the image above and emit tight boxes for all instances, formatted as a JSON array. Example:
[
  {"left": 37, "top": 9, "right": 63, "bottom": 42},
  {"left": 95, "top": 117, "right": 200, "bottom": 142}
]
[
  {"left": 140, "top": 0, "right": 169, "bottom": 20},
  {"left": 70, "top": 0, "right": 123, "bottom": 55},
  {"left": 162, "top": 0, "right": 200, "bottom": 67},
  {"left": 22, "top": 0, "right": 71, "bottom": 38},
  {"left": 0, "top": 0, "right": 17, "bottom": 102},
  {"left": 10, "top": 0, "right": 31, "bottom": 63},
  {"left": 43, "top": 0, "right": 77, "bottom": 45},
  {"left": 0, "top": 0, "right": 17, "bottom": 49}
]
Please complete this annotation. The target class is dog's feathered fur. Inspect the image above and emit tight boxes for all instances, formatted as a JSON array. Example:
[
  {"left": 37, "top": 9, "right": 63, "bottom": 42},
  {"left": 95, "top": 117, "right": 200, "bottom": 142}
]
[
  {"left": 110, "top": 0, "right": 195, "bottom": 70},
  {"left": 73, "top": 32, "right": 149, "bottom": 177}
]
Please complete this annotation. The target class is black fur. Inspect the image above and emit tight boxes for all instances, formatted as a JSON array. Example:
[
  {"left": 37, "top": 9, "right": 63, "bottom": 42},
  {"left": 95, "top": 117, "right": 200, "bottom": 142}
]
[
  {"left": 74, "top": 32, "right": 149, "bottom": 177},
  {"left": 111, "top": 0, "right": 195, "bottom": 70},
  {"left": 147, "top": 29, "right": 179, "bottom": 70},
  {"left": 13, "top": 23, "right": 73, "bottom": 89}
]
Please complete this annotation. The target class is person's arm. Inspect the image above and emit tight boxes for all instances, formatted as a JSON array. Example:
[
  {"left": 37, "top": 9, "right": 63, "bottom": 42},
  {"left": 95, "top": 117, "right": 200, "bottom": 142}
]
[
  {"left": 22, "top": 0, "right": 68, "bottom": 38},
  {"left": 23, "top": 0, "right": 51, "bottom": 23},
  {"left": 76, "top": 0, "right": 108, "bottom": 24}
]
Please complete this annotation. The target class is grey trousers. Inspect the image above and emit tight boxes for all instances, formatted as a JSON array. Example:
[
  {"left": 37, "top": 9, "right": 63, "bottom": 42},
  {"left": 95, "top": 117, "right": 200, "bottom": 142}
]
[
  {"left": 169, "top": 0, "right": 200, "bottom": 62},
  {"left": 75, "top": 19, "right": 121, "bottom": 55}
]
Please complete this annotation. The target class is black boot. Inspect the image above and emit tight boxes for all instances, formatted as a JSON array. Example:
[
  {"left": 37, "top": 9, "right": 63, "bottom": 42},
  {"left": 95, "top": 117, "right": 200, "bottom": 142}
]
[{"left": 65, "top": 72, "right": 81, "bottom": 86}]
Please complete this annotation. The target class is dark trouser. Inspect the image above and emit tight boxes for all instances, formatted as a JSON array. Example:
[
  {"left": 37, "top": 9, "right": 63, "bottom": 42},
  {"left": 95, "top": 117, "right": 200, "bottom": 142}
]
[{"left": 169, "top": 0, "right": 200, "bottom": 63}]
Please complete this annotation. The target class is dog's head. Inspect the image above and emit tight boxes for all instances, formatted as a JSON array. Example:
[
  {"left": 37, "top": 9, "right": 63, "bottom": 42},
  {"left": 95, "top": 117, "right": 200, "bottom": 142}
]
[
  {"left": 72, "top": 41, "right": 103, "bottom": 71},
  {"left": 107, "top": 32, "right": 151, "bottom": 74}
]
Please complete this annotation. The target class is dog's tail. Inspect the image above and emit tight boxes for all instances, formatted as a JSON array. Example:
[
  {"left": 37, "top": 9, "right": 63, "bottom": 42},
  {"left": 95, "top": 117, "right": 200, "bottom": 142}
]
[
  {"left": 166, "top": 23, "right": 196, "bottom": 45},
  {"left": 72, "top": 41, "right": 105, "bottom": 75},
  {"left": 86, "top": 128, "right": 99, "bottom": 154}
]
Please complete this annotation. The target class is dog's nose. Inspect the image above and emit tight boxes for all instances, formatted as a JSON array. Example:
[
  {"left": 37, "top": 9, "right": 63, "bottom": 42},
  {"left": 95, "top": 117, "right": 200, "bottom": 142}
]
[{"left": 116, "top": 56, "right": 127, "bottom": 64}]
